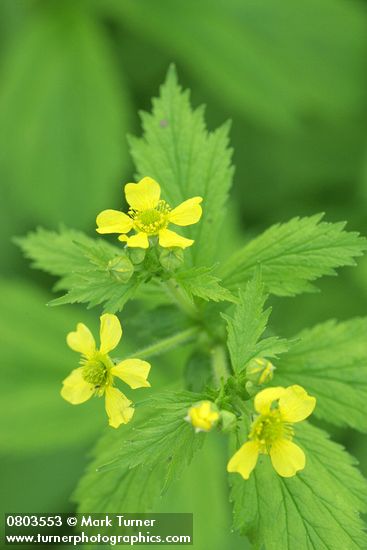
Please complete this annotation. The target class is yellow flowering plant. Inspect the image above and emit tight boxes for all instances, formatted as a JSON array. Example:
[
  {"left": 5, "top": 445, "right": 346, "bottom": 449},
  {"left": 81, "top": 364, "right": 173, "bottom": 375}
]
[{"left": 19, "top": 68, "right": 367, "bottom": 549}]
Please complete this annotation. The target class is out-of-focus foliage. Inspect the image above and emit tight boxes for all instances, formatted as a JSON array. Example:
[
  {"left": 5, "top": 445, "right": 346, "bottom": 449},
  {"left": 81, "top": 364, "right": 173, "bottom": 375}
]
[
  {"left": 0, "top": 278, "right": 104, "bottom": 454},
  {"left": 0, "top": 3, "right": 129, "bottom": 229},
  {"left": 2, "top": 0, "right": 367, "bottom": 548},
  {"left": 98, "top": 0, "right": 367, "bottom": 128}
]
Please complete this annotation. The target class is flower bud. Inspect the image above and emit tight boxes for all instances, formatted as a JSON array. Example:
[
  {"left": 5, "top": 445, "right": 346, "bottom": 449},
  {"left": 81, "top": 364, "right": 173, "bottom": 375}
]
[
  {"left": 220, "top": 410, "right": 237, "bottom": 432},
  {"left": 107, "top": 256, "right": 134, "bottom": 282},
  {"left": 159, "top": 248, "right": 184, "bottom": 271},
  {"left": 186, "top": 400, "right": 219, "bottom": 432},
  {"left": 246, "top": 357, "right": 275, "bottom": 385},
  {"left": 128, "top": 248, "right": 146, "bottom": 265}
]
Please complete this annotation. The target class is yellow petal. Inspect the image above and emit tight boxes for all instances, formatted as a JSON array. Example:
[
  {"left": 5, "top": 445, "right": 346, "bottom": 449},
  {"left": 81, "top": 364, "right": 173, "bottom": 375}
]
[
  {"left": 270, "top": 439, "right": 306, "bottom": 477},
  {"left": 96, "top": 209, "right": 133, "bottom": 234},
  {"left": 168, "top": 197, "right": 203, "bottom": 226},
  {"left": 66, "top": 323, "right": 96, "bottom": 358},
  {"left": 99, "top": 314, "right": 122, "bottom": 355},
  {"left": 61, "top": 367, "right": 94, "bottom": 404},
  {"left": 158, "top": 228, "right": 194, "bottom": 249},
  {"left": 111, "top": 359, "right": 151, "bottom": 389},
  {"left": 104, "top": 386, "right": 134, "bottom": 428},
  {"left": 227, "top": 441, "right": 259, "bottom": 480},
  {"left": 122, "top": 232, "right": 149, "bottom": 249},
  {"left": 254, "top": 386, "right": 286, "bottom": 415},
  {"left": 279, "top": 385, "right": 316, "bottom": 423},
  {"left": 124, "top": 177, "right": 161, "bottom": 211}
]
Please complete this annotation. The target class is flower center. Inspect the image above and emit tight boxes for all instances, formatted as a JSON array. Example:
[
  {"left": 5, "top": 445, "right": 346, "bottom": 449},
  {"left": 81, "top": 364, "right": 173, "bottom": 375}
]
[
  {"left": 82, "top": 361, "right": 107, "bottom": 386},
  {"left": 82, "top": 352, "right": 112, "bottom": 392},
  {"left": 249, "top": 410, "right": 294, "bottom": 453},
  {"left": 130, "top": 200, "right": 171, "bottom": 235}
]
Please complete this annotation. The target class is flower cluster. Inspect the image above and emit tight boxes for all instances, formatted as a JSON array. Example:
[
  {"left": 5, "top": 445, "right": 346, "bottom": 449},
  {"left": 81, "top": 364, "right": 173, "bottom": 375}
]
[
  {"left": 61, "top": 175, "right": 317, "bottom": 482},
  {"left": 186, "top": 384, "right": 316, "bottom": 479}
]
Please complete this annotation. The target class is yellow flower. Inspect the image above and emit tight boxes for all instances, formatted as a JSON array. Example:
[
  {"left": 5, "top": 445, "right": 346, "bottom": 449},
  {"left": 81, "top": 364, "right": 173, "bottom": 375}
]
[
  {"left": 227, "top": 385, "right": 316, "bottom": 479},
  {"left": 96, "top": 176, "right": 203, "bottom": 249},
  {"left": 61, "top": 314, "right": 151, "bottom": 429},
  {"left": 186, "top": 401, "right": 219, "bottom": 432},
  {"left": 246, "top": 357, "right": 275, "bottom": 385}
]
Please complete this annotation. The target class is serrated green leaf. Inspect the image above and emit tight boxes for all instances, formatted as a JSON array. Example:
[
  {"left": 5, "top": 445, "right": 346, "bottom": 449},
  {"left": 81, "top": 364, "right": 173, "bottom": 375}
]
[
  {"left": 51, "top": 273, "right": 139, "bottom": 313},
  {"left": 17, "top": 227, "right": 138, "bottom": 313},
  {"left": 16, "top": 227, "right": 122, "bottom": 275},
  {"left": 175, "top": 266, "right": 236, "bottom": 303},
  {"left": 98, "top": 391, "right": 206, "bottom": 492},
  {"left": 75, "top": 391, "right": 206, "bottom": 512},
  {"left": 129, "top": 65, "right": 234, "bottom": 266},
  {"left": 229, "top": 422, "right": 367, "bottom": 549},
  {"left": 223, "top": 274, "right": 288, "bottom": 373},
  {"left": 274, "top": 318, "right": 367, "bottom": 432},
  {"left": 74, "top": 420, "right": 165, "bottom": 514},
  {"left": 220, "top": 214, "right": 367, "bottom": 297}
]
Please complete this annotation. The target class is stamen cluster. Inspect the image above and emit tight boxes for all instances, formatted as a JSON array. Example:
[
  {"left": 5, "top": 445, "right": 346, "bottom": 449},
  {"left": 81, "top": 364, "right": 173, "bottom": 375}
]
[
  {"left": 130, "top": 200, "right": 171, "bottom": 235},
  {"left": 249, "top": 410, "right": 294, "bottom": 453}
]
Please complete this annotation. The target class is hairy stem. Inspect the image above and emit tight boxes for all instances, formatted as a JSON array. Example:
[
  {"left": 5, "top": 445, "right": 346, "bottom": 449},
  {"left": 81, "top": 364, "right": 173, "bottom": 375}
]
[
  {"left": 116, "top": 326, "right": 200, "bottom": 362},
  {"left": 163, "top": 278, "right": 199, "bottom": 319},
  {"left": 211, "top": 344, "right": 230, "bottom": 385}
]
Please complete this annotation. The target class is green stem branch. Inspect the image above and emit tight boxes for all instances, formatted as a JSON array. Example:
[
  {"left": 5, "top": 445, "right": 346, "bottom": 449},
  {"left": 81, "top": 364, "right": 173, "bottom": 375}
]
[
  {"left": 211, "top": 344, "right": 230, "bottom": 385},
  {"left": 116, "top": 326, "right": 200, "bottom": 362},
  {"left": 163, "top": 278, "right": 199, "bottom": 319}
]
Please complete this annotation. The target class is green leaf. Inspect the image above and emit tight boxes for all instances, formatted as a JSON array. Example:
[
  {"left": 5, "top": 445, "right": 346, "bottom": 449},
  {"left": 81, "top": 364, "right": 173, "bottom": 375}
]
[
  {"left": 129, "top": 65, "right": 234, "bottom": 267},
  {"left": 274, "top": 318, "right": 367, "bottom": 432},
  {"left": 223, "top": 274, "right": 288, "bottom": 373},
  {"left": 102, "top": 0, "right": 366, "bottom": 130},
  {"left": 75, "top": 429, "right": 246, "bottom": 550},
  {"left": 175, "top": 266, "right": 236, "bottom": 303},
  {"left": 98, "top": 391, "right": 206, "bottom": 488},
  {"left": 220, "top": 214, "right": 367, "bottom": 297},
  {"left": 0, "top": 3, "right": 130, "bottom": 229},
  {"left": 16, "top": 227, "right": 117, "bottom": 276},
  {"left": 230, "top": 422, "right": 367, "bottom": 549},
  {"left": 51, "top": 272, "right": 139, "bottom": 313},
  {"left": 75, "top": 391, "right": 206, "bottom": 512},
  {"left": 17, "top": 227, "right": 138, "bottom": 313},
  {"left": 75, "top": 429, "right": 165, "bottom": 514},
  {"left": 184, "top": 350, "right": 213, "bottom": 393}
]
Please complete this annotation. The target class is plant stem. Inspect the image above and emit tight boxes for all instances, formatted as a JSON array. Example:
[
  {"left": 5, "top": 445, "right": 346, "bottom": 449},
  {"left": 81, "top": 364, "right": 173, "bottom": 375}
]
[
  {"left": 211, "top": 344, "right": 230, "bottom": 385},
  {"left": 116, "top": 326, "right": 200, "bottom": 362},
  {"left": 163, "top": 278, "right": 199, "bottom": 319}
]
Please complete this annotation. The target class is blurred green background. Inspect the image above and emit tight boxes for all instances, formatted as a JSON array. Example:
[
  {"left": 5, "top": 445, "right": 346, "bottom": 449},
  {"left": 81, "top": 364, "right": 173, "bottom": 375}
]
[{"left": 1, "top": 0, "right": 367, "bottom": 548}]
